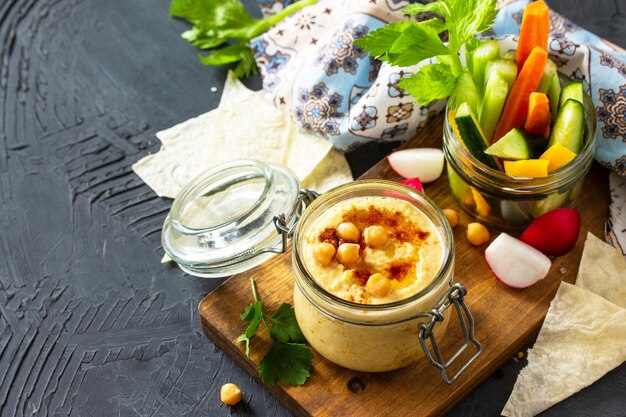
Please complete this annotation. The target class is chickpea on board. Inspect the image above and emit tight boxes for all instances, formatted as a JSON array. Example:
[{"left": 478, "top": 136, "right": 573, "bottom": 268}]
[
  {"left": 220, "top": 383, "right": 242, "bottom": 406},
  {"left": 467, "top": 223, "right": 490, "bottom": 246},
  {"left": 443, "top": 209, "right": 459, "bottom": 228}
]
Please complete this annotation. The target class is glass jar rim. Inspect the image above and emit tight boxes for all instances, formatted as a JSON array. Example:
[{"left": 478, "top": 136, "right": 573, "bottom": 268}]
[{"left": 292, "top": 180, "right": 455, "bottom": 314}]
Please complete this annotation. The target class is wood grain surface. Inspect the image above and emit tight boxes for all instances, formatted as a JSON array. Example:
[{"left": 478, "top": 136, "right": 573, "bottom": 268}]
[{"left": 199, "top": 114, "right": 609, "bottom": 417}]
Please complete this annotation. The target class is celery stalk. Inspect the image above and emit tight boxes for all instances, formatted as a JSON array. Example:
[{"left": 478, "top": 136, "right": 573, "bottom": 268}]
[
  {"left": 479, "top": 73, "right": 509, "bottom": 142},
  {"left": 484, "top": 59, "right": 517, "bottom": 92},
  {"left": 502, "top": 51, "right": 516, "bottom": 61},
  {"left": 472, "top": 40, "right": 501, "bottom": 94},
  {"left": 453, "top": 71, "right": 481, "bottom": 116}
]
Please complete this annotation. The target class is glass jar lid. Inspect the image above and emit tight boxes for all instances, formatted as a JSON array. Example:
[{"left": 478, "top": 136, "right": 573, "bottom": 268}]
[{"left": 162, "top": 159, "right": 306, "bottom": 278}]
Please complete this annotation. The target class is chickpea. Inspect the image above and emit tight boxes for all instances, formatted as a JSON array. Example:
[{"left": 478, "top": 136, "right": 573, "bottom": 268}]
[
  {"left": 336, "top": 222, "right": 360, "bottom": 243},
  {"left": 363, "top": 225, "right": 388, "bottom": 247},
  {"left": 220, "top": 383, "right": 242, "bottom": 405},
  {"left": 336, "top": 243, "right": 360, "bottom": 264},
  {"left": 467, "top": 222, "right": 490, "bottom": 246},
  {"left": 443, "top": 209, "right": 459, "bottom": 228},
  {"left": 313, "top": 242, "right": 336, "bottom": 266},
  {"left": 366, "top": 273, "right": 392, "bottom": 297}
]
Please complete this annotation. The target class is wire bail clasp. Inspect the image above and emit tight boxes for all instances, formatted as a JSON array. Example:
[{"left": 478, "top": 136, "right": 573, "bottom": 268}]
[
  {"left": 418, "top": 283, "right": 482, "bottom": 384},
  {"left": 271, "top": 189, "right": 319, "bottom": 254}
]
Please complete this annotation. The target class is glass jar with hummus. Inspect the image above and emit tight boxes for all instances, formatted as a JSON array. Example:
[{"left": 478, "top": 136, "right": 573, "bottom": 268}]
[{"left": 291, "top": 181, "right": 481, "bottom": 382}]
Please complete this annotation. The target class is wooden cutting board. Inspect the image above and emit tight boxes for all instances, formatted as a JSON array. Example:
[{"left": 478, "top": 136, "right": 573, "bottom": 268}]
[{"left": 198, "top": 114, "right": 609, "bottom": 417}]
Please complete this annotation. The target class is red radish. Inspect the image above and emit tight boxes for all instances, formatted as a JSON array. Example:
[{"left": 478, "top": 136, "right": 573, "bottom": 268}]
[
  {"left": 401, "top": 177, "right": 424, "bottom": 192},
  {"left": 387, "top": 148, "right": 444, "bottom": 183},
  {"left": 485, "top": 233, "right": 551, "bottom": 288},
  {"left": 520, "top": 208, "right": 580, "bottom": 256}
]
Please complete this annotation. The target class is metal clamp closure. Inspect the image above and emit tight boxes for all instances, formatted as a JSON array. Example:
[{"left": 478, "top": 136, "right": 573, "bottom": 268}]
[
  {"left": 418, "top": 283, "right": 482, "bottom": 384},
  {"left": 270, "top": 189, "right": 319, "bottom": 254}
]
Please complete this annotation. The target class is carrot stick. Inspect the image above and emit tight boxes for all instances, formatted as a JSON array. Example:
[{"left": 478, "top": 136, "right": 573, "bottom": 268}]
[
  {"left": 516, "top": 0, "right": 550, "bottom": 72},
  {"left": 525, "top": 92, "right": 551, "bottom": 138},
  {"left": 493, "top": 46, "right": 548, "bottom": 143}
]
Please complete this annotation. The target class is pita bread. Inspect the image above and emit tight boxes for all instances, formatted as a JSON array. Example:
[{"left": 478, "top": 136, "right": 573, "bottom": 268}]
[
  {"left": 576, "top": 233, "right": 626, "bottom": 308},
  {"left": 502, "top": 282, "right": 626, "bottom": 417},
  {"left": 133, "top": 73, "right": 352, "bottom": 199}
]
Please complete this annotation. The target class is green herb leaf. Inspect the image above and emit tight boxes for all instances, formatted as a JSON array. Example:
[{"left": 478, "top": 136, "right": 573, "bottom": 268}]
[
  {"left": 237, "top": 278, "right": 314, "bottom": 385},
  {"left": 172, "top": 0, "right": 317, "bottom": 78},
  {"left": 198, "top": 41, "right": 258, "bottom": 78},
  {"left": 420, "top": 17, "right": 447, "bottom": 35},
  {"left": 387, "top": 21, "right": 449, "bottom": 66},
  {"left": 237, "top": 299, "right": 263, "bottom": 357},
  {"left": 268, "top": 303, "right": 306, "bottom": 343},
  {"left": 403, "top": 2, "right": 449, "bottom": 17},
  {"left": 170, "top": 0, "right": 254, "bottom": 30},
  {"left": 359, "top": 0, "right": 497, "bottom": 104},
  {"left": 440, "top": 0, "right": 497, "bottom": 53},
  {"left": 399, "top": 63, "right": 458, "bottom": 105},
  {"left": 198, "top": 41, "right": 249, "bottom": 65},
  {"left": 232, "top": 46, "right": 258, "bottom": 78},
  {"left": 353, "top": 21, "right": 413, "bottom": 60},
  {"left": 258, "top": 342, "right": 314, "bottom": 386},
  {"left": 354, "top": 20, "right": 448, "bottom": 67}
]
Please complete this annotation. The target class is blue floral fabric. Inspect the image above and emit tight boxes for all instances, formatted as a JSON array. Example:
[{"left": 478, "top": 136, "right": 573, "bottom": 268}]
[
  {"left": 253, "top": 0, "right": 626, "bottom": 174},
  {"left": 252, "top": 0, "right": 445, "bottom": 151}
]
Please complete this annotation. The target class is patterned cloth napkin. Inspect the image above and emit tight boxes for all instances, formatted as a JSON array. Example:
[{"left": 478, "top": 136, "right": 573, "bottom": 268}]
[
  {"left": 252, "top": 0, "right": 626, "bottom": 255},
  {"left": 253, "top": 0, "right": 625, "bottom": 173}
]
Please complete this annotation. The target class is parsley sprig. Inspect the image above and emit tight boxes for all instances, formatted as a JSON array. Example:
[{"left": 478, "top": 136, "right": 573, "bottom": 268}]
[
  {"left": 354, "top": 0, "right": 497, "bottom": 105},
  {"left": 237, "top": 277, "right": 314, "bottom": 386},
  {"left": 170, "top": 0, "right": 317, "bottom": 78}
]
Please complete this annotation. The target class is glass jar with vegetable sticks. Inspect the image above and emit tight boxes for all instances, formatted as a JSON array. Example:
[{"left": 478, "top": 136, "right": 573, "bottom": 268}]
[{"left": 443, "top": 89, "right": 597, "bottom": 232}]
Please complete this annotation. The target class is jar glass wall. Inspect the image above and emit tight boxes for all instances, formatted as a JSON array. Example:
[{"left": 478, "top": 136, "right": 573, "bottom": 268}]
[{"left": 442, "top": 94, "right": 597, "bottom": 232}]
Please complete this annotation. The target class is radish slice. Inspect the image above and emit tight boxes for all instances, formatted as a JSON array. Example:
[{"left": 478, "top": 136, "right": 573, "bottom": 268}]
[
  {"left": 485, "top": 233, "right": 551, "bottom": 288},
  {"left": 400, "top": 177, "right": 424, "bottom": 192},
  {"left": 387, "top": 148, "right": 444, "bottom": 183}
]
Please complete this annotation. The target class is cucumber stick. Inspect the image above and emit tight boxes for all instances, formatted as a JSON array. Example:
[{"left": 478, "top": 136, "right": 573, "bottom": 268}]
[
  {"left": 455, "top": 102, "right": 501, "bottom": 170},
  {"left": 472, "top": 40, "right": 500, "bottom": 93},
  {"left": 537, "top": 59, "right": 557, "bottom": 94},
  {"left": 479, "top": 73, "right": 508, "bottom": 141},
  {"left": 547, "top": 99, "right": 585, "bottom": 153},
  {"left": 484, "top": 59, "right": 517, "bottom": 92},
  {"left": 547, "top": 72, "right": 561, "bottom": 121},
  {"left": 559, "top": 81, "right": 584, "bottom": 108}
]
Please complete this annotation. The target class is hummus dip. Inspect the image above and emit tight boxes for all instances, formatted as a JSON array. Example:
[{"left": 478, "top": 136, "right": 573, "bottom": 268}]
[
  {"left": 293, "top": 193, "right": 451, "bottom": 372},
  {"left": 302, "top": 196, "right": 443, "bottom": 304}
]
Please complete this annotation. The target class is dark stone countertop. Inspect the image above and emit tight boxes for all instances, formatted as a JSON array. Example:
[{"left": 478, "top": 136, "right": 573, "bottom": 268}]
[{"left": 0, "top": 0, "right": 624, "bottom": 416}]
